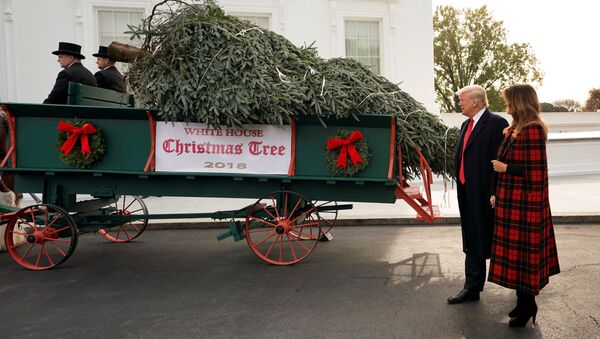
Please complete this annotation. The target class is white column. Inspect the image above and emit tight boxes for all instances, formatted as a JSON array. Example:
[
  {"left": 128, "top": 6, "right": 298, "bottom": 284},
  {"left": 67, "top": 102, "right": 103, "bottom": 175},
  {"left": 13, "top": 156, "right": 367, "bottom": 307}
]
[
  {"left": 74, "top": 0, "right": 84, "bottom": 43},
  {"left": 278, "top": 0, "right": 286, "bottom": 33},
  {"left": 329, "top": 0, "right": 337, "bottom": 56},
  {"left": 1, "top": 0, "right": 17, "bottom": 101}
]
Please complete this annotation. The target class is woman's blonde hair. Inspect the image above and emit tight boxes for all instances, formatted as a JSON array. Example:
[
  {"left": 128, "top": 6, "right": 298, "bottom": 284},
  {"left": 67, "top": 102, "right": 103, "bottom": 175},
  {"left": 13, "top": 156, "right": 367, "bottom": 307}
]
[{"left": 502, "top": 84, "right": 548, "bottom": 138}]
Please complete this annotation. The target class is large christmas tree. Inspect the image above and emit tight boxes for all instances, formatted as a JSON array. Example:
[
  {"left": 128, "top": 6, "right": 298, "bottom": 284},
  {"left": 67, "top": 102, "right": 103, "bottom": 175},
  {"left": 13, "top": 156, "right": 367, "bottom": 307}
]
[{"left": 125, "top": 0, "right": 459, "bottom": 180}]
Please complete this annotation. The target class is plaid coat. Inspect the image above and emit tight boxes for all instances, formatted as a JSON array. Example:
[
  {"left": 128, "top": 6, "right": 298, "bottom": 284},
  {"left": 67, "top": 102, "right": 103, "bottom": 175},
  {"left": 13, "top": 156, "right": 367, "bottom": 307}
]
[{"left": 488, "top": 123, "right": 560, "bottom": 295}]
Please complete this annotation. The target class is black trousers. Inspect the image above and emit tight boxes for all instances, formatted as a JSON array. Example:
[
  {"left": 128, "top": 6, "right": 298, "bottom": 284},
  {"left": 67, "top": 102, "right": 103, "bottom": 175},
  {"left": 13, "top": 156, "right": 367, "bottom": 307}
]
[{"left": 464, "top": 252, "right": 486, "bottom": 291}]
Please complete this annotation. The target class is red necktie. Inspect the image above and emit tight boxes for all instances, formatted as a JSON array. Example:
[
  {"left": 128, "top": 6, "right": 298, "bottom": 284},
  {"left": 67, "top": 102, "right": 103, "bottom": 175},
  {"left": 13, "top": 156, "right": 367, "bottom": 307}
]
[{"left": 459, "top": 118, "right": 474, "bottom": 184}]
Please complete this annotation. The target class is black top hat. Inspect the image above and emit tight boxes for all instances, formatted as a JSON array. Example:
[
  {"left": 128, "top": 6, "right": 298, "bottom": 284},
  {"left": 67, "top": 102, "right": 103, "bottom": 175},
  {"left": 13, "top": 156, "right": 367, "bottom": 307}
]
[
  {"left": 93, "top": 46, "right": 109, "bottom": 58},
  {"left": 52, "top": 42, "right": 85, "bottom": 60}
]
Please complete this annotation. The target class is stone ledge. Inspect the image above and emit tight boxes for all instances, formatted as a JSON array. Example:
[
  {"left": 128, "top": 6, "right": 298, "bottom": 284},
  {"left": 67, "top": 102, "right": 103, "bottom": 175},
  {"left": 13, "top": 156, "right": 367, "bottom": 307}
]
[{"left": 144, "top": 214, "right": 600, "bottom": 230}]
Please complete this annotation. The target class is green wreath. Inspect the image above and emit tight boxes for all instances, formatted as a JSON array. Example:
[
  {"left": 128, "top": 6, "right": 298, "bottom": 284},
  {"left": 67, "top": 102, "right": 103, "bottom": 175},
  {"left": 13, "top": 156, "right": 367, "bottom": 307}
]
[
  {"left": 56, "top": 120, "right": 106, "bottom": 168},
  {"left": 325, "top": 129, "right": 371, "bottom": 177}
]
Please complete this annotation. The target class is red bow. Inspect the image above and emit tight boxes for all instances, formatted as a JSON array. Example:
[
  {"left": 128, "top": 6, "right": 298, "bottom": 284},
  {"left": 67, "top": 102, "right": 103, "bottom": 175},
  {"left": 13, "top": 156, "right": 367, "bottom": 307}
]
[
  {"left": 57, "top": 120, "right": 97, "bottom": 156},
  {"left": 327, "top": 130, "right": 364, "bottom": 169}
]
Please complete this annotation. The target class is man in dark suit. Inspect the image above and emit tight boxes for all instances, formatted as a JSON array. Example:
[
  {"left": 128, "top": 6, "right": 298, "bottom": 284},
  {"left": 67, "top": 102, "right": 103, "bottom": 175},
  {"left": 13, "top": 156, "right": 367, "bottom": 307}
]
[
  {"left": 93, "top": 46, "right": 125, "bottom": 92},
  {"left": 448, "top": 85, "right": 508, "bottom": 304},
  {"left": 44, "top": 42, "right": 97, "bottom": 104}
]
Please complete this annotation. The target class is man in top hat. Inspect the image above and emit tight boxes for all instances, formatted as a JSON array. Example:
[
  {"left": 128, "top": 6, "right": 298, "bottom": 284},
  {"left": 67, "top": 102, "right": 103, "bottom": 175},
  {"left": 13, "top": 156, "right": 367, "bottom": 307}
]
[
  {"left": 93, "top": 45, "right": 125, "bottom": 92},
  {"left": 44, "top": 42, "right": 97, "bottom": 104}
]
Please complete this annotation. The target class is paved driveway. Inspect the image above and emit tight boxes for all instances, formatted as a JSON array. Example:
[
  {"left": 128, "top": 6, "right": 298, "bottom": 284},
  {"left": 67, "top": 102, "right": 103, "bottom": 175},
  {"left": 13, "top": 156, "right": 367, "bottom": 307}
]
[{"left": 1, "top": 225, "right": 599, "bottom": 338}]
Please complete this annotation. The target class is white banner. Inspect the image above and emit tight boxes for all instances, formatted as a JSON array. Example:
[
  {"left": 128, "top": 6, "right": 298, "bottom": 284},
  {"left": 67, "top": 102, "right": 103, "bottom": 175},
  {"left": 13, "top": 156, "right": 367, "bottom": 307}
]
[{"left": 155, "top": 122, "right": 292, "bottom": 174}]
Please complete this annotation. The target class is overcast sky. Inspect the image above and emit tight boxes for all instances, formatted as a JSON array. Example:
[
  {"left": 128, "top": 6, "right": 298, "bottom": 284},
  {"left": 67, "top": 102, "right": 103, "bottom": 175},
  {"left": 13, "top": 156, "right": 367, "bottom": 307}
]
[{"left": 431, "top": 0, "right": 598, "bottom": 105}]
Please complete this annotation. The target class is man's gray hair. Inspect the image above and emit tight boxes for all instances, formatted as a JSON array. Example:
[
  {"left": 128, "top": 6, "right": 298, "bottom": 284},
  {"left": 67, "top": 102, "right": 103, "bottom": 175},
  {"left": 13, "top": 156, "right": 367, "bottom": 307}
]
[{"left": 456, "top": 85, "right": 489, "bottom": 107}]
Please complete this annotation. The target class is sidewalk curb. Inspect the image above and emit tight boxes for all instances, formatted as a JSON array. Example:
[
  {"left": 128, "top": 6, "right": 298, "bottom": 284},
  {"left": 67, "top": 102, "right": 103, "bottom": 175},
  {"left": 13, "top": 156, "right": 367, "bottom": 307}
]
[{"left": 145, "top": 215, "right": 600, "bottom": 230}]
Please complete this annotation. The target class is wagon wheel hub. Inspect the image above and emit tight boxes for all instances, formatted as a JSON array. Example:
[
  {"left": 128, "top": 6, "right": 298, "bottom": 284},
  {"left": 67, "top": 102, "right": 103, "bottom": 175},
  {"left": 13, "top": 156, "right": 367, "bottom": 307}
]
[
  {"left": 27, "top": 229, "right": 58, "bottom": 244},
  {"left": 28, "top": 231, "right": 46, "bottom": 244},
  {"left": 275, "top": 219, "right": 292, "bottom": 234}
]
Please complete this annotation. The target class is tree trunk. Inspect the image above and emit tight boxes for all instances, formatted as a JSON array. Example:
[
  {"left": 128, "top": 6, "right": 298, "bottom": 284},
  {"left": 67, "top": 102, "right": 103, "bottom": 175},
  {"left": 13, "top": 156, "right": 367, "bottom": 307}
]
[{"left": 108, "top": 41, "right": 144, "bottom": 63}]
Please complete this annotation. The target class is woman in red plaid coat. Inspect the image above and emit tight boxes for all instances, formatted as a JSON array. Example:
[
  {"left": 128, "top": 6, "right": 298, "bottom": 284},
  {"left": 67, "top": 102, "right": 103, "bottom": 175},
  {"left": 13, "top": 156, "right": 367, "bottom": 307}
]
[{"left": 488, "top": 84, "right": 560, "bottom": 327}]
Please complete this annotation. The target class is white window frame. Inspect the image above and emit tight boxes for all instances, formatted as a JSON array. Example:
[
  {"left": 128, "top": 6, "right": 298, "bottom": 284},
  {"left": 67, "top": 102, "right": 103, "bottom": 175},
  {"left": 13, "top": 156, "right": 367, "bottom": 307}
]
[
  {"left": 81, "top": 1, "right": 149, "bottom": 69},
  {"left": 230, "top": 13, "right": 272, "bottom": 30},
  {"left": 334, "top": 7, "right": 392, "bottom": 78},
  {"left": 79, "top": 1, "right": 149, "bottom": 74},
  {"left": 344, "top": 19, "right": 383, "bottom": 75},
  {"left": 222, "top": 3, "right": 279, "bottom": 33},
  {"left": 96, "top": 7, "right": 146, "bottom": 47}
]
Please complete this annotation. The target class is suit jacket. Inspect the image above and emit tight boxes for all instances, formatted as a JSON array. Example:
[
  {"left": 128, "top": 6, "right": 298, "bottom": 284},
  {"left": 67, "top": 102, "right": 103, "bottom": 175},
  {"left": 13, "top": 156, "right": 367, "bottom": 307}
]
[
  {"left": 488, "top": 122, "right": 560, "bottom": 294},
  {"left": 44, "top": 62, "right": 97, "bottom": 104},
  {"left": 95, "top": 66, "right": 125, "bottom": 92},
  {"left": 454, "top": 109, "right": 508, "bottom": 259}
]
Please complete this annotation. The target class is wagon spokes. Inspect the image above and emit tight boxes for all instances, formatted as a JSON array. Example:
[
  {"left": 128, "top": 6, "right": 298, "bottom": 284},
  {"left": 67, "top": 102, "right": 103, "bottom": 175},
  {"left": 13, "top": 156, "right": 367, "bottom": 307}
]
[
  {"left": 245, "top": 190, "right": 322, "bottom": 265},
  {"left": 98, "top": 195, "right": 148, "bottom": 243},
  {"left": 311, "top": 200, "right": 339, "bottom": 236},
  {"left": 288, "top": 200, "right": 338, "bottom": 241},
  {"left": 5, "top": 204, "right": 78, "bottom": 270}
]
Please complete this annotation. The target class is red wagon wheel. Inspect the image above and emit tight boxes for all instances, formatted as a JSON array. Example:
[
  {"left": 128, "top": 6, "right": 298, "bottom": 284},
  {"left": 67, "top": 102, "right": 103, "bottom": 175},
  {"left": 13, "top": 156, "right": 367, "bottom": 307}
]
[
  {"left": 312, "top": 200, "right": 338, "bottom": 235},
  {"left": 4, "top": 204, "right": 78, "bottom": 270},
  {"left": 245, "top": 191, "right": 322, "bottom": 265},
  {"left": 98, "top": 195, "right": 148, "bottom": 243},
  {"left": 295, "top": 200, "right": 338, "bottom": 240},
  {"left": 287, "top": 200, "right": 338, "bottom": 241}
]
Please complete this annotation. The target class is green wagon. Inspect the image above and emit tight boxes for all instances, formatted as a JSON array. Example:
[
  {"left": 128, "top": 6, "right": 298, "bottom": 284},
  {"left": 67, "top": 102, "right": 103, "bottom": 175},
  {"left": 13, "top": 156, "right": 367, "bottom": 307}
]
[{"left": 0, "top": 98, "right": 440, "bottom": 270}]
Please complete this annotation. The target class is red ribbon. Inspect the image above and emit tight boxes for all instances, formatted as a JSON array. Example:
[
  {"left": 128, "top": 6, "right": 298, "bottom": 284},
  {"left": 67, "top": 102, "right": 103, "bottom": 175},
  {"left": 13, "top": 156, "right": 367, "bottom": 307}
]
[
  {"left": 57, "top": 120, "right": 97, "bottom": 156},
  {"left": 327, "top": 130, "right": 364, "bottom": 169}
]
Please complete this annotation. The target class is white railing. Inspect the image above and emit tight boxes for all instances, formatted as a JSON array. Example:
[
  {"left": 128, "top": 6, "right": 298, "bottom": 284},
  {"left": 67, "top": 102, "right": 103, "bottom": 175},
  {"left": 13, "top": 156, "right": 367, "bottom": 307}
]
[
  {"left": 547, "top": 131, "right": 600, "bottom": 176},
  {"left": 440, "top": 113, "right": 600, "bottom": 176}
]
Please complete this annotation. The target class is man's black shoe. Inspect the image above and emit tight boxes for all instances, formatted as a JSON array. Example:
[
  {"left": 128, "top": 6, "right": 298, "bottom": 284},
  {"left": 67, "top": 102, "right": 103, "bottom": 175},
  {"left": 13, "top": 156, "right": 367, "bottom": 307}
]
[{"left": 447, "top": 289, "right": 480, "bottom": 304}]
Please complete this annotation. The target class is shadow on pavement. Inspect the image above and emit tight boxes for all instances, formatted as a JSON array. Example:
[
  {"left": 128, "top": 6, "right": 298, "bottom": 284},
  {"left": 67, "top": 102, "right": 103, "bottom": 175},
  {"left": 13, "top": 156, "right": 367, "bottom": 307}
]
[{"left": 0, "top": 227, "right": 586, "bottom": 338}]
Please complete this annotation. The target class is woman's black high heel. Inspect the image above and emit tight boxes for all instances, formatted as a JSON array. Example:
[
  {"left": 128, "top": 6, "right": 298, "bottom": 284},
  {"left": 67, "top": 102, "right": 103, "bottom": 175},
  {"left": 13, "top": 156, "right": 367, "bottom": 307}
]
[
  {"left": 509, "top": 293, "right": 537, "bottom": 327},
  {"left": 508, "top": 291, "right": 523, "bottom": 317}
]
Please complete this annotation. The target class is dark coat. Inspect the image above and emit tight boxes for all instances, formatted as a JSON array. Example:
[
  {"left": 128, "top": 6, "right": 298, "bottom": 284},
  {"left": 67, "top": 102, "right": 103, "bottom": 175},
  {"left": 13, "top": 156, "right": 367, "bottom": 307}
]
[
  {"left": 44, "top": 62, "right": 97, "bottom": 104},
  {"left": 454, "top": 109, "right": 508, "bottom": 259},
  {"left": 488, "top": 123, "right": 560, "bottom": 294},
  {"left": 94, "top": 66, "right": 125, "bottom": 92}
]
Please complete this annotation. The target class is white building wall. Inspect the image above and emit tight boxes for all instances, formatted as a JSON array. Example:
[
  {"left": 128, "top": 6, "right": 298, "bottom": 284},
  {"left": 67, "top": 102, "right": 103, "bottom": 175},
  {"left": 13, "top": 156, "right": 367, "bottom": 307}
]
[
  {"left": 277, "top": 0, "right": 332, "bottom": 55},
  {"left": 392, "top": 0, "right": 435, "bottom": 112},
  {"left": 11, "top": 1, "right": 77, "bottom": 103},
  {"left": 0, "top": 0, "right": 435, "bottom": 111}
]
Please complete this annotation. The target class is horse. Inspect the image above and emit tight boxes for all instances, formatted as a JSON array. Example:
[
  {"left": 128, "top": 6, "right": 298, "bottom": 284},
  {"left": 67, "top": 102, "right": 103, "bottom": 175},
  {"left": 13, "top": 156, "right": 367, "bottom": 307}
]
[{"left": 0, "top": 112, "right": 24, "bottom": 251}]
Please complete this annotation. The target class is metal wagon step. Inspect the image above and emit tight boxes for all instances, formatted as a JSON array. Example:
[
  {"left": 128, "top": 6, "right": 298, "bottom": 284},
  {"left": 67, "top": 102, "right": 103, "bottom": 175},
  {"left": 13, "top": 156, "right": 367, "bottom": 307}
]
[
  {"left": 395, "top": 184, "right": 443, "bottom": 223},
  {"left": 402, "top": 185, "right": 430, "bottom": 206},
  {"left": 416, "top": 204, "right": 441, "bottom": 220}
]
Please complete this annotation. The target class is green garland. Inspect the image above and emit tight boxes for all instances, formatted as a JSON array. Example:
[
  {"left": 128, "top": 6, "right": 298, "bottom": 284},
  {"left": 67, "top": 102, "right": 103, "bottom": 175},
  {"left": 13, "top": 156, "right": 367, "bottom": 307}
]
[
  {"left": 56, "top": 120, "right": 106, "bottom": 168},
  {"left": 325, "top": 129, "right": 370, "bottom": 177}
]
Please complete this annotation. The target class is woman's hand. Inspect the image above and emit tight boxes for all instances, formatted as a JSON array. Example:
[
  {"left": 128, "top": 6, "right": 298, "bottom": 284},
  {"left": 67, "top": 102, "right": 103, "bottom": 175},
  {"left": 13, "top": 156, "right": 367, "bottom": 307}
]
[
  {"left": 491, "top": 160, "right": 507, "bottom": 173},
  {"left": 490, "top": 195, "right": 496, "bottom": 208}
]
